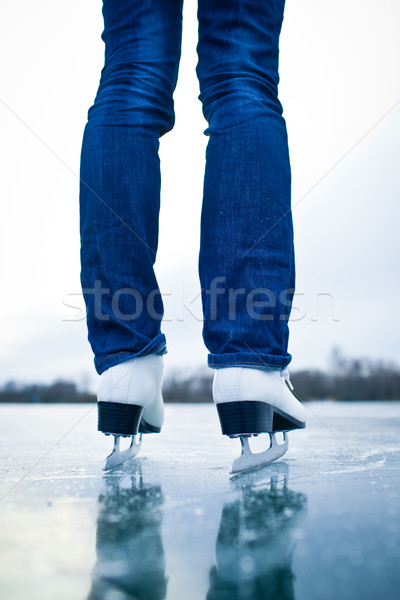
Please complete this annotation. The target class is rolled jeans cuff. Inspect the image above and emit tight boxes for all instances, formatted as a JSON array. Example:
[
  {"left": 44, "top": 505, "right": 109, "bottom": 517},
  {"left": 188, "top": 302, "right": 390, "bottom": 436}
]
[
  {"left": 208, "top": 351, "right": 291, "bottom": 370},
  {"left": 94, "top": 333, "right": 167, "bottom": 375}
]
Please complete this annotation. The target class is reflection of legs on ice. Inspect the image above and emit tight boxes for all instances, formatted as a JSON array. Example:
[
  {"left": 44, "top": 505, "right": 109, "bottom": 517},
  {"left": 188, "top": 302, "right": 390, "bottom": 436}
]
[
  {"left": 88, "top": 467, "right": 167, "bottom": 600},
  {"left": 206, "top": 466, "right": 307, "bottom": 600}
]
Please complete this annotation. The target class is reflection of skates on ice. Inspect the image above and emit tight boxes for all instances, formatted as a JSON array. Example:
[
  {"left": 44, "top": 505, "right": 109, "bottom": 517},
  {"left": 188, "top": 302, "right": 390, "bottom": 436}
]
[
  {"left": 206, "top": 465, "right": 307, "bottom": 600},
  {"left": 213, "top": 367, "right": 306, "bottom": 475},
  {"left": 97, "top": 355, "right": 164, "bottom": 470},
  {"left": 88, "top": 467, "right": 167, "bottom": 600}
]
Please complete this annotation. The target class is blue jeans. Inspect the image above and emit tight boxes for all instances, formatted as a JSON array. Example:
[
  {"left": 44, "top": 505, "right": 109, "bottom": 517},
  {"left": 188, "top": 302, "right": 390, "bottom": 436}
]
[{"left": 80, "top": 0, "right": 294, "bottom": 376}]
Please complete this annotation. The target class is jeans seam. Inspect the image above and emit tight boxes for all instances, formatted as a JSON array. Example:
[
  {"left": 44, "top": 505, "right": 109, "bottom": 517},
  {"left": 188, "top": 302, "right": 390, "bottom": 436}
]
[
  {"left": 209, "top": 360, "right": 284, "bottom": 367},
  {"left": 95, "top": 351, "right": 132, "bottom": 367},
  {"left": 95, "top": 340, "right": 166, "bottom": 367}
]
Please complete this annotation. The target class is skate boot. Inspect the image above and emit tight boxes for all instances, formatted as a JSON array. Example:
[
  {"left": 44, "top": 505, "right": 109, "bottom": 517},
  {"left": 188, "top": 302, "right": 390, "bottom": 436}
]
[
  {"left": 97, "top": 354, "right": 164, "bottom": 470},
  {"left": 213, "top": 366, "right": 306, "bottom": 475}
]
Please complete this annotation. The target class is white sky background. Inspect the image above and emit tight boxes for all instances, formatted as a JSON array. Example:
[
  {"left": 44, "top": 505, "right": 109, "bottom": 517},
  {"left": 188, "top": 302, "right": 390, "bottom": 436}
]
[{"left": 0, "top": 0, "right": 399, "bottom": 391}]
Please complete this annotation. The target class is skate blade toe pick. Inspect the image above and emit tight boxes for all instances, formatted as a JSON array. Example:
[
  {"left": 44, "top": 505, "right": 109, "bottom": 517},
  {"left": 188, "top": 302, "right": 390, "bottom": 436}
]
[
  {"left": 230, "top": 433, "right": 288, "bottom": 476},
  {"left": 103, "top": 434, "right": 142, "bottom": 471}
]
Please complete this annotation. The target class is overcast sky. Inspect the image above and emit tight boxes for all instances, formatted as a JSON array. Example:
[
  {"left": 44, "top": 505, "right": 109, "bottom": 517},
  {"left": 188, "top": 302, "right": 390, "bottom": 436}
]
[{"left": 0, "top": 0, "right": 399, "bottom": 390}]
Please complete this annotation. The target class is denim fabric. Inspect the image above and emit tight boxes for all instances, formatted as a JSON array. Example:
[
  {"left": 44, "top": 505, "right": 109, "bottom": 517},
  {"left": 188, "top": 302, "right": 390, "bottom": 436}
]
[{"left": 79, "top": 0, "right": 294, "bottom": 375}]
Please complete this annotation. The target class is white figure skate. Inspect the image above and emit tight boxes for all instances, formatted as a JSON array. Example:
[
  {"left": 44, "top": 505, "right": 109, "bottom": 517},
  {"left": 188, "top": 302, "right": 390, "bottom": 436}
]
[
  {"left": 97, "top": 354, "right": 164, "bottom": 470},
  {"left": 213, "top": 366, "right": 306, "bottom": 476}
]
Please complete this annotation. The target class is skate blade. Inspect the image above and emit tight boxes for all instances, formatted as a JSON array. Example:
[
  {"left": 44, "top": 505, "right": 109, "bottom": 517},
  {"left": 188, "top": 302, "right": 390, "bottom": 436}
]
[
  {"left": 103, "top": 434, "right": 142, "bottom": 471},
  {"left": 230, "top": 433, "right": 288, "bottom": 476}
]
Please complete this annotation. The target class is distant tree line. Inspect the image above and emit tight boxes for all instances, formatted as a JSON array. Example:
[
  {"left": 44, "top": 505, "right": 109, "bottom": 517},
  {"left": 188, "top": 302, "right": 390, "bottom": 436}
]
[
  {"left": 0, "top": 380, "right": 95, "bottom": 404},
  {"left": 160, "top": 350, "right": 400, "bottom": 402},
  {"left": 1, "top": 350, "right": 399, "bottom": 402},
  {"left": 292, "top": 349, "right": 400, "bottom": 400}
]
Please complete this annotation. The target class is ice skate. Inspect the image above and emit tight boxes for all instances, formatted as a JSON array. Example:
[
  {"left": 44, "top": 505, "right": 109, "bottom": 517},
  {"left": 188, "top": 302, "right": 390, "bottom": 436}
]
[
  {"left": 213, "top": 366, "right": 306, "bottom": 475},
  {"left": 97, "top": 354, "right": 164, "bottom": 470}
]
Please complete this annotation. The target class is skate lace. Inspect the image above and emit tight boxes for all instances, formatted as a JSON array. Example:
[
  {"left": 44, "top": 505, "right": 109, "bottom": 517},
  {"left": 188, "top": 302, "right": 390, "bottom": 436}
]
[{"left": 280, "top": 367, "right": 294, "bottom": 390}]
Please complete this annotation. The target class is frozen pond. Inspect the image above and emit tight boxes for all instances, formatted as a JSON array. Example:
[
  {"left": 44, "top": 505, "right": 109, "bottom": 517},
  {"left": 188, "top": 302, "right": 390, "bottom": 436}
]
[{"left": 0, "top": 401, "right": 399, "bottom": 599}]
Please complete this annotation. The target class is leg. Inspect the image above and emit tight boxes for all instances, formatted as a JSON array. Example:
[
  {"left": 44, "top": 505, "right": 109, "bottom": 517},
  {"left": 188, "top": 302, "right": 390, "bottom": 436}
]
[
  {"left": 80, "top": 0, "right": 184, "bottom": 375},
  {"left": 196, "top": 1, "right": 305, "bottom": 474},
  {"left": 196, "top": 0, "right": 294, "bottom": 369}
]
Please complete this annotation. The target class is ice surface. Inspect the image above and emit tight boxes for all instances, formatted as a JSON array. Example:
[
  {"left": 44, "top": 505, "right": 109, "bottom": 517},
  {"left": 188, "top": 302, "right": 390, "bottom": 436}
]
[{"left": 0, "top": 401, "right": 400, "bottom": 600}]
